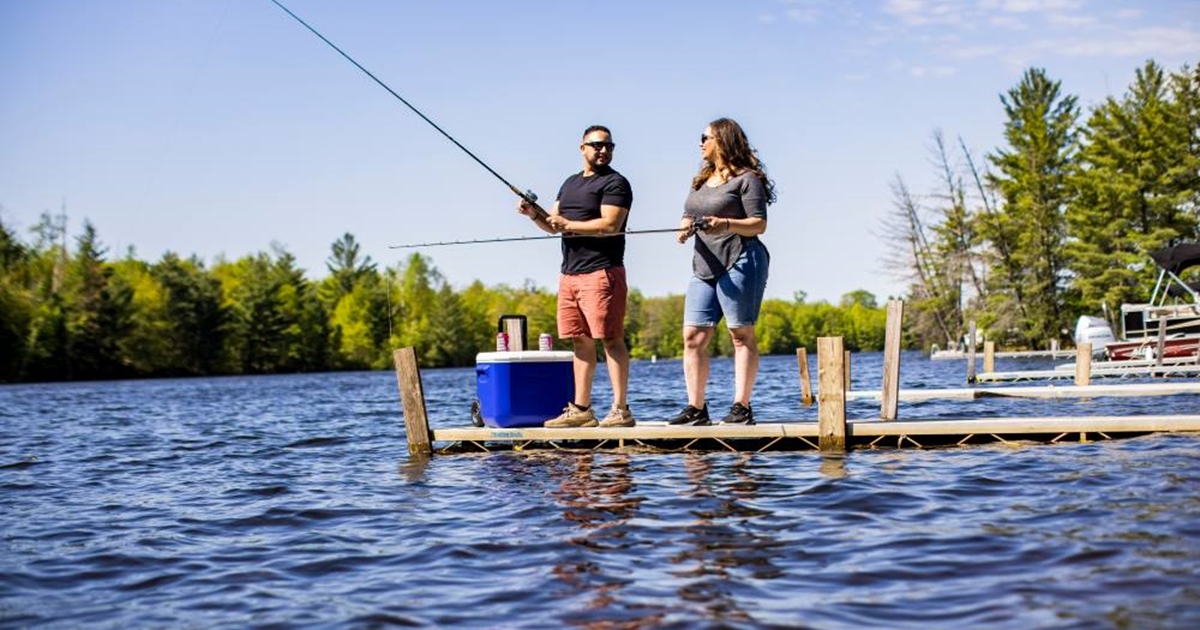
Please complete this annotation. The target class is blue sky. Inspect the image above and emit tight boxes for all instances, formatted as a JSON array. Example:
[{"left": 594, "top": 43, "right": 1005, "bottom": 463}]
[{"left": 2, "top": 0, "right": 1197, "bottom": 303}]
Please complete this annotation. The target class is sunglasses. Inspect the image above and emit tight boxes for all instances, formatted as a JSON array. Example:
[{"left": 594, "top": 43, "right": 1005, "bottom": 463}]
[
  {"left": 701, "top": 134, "right": 714, "bottom": 143},
  {"left": 583, "top": 141, "right": 615, "bottom": 150}
]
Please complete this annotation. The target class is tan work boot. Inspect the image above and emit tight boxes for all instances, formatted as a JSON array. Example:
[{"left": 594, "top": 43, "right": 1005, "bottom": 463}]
[
  {"left": 544, "top": 402, "right": 598, "bottom": 428},
  {"left": 599, "top": 404, "right": 635, "bottom": 428}
]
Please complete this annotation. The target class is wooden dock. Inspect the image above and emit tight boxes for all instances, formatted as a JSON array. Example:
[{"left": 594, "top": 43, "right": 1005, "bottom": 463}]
[
  {"left": 847, "top": 382, "right": 1200, "bottom": 401},
  {"left": 976, "top": 364, "right": 1200, "bottom": 382},
  {"left": 429, "top": 415, "right": 1200, "bottom": 453},
  {"left": 394, "top": 299, "right": 1200, "bottom": 456}
]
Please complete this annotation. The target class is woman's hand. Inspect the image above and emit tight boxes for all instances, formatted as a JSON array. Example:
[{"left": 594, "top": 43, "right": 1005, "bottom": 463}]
[
  {"left": 704, "top": 217, "right": 732, "bottom": 235},
  {"left": 677, "top": 217, "right": 695, "bottom": 243}
]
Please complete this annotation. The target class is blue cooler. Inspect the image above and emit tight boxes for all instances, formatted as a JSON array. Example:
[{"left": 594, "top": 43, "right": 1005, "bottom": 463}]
[{"left": 476, "top": 350, "right": 574, "bottom": 428}]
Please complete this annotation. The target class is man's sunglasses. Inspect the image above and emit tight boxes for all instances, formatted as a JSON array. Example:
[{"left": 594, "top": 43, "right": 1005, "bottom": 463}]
[{"left": 583, "top": 141, "right": 615, "bottom": 150}]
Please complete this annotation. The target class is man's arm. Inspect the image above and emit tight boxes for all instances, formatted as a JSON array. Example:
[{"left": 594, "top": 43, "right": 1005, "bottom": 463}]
[
  {"left": 519, "top": 200, "right": 562, "bottom": 234},
  {"left": 549, "top": 204, "right": 628, "bottom": 235}
]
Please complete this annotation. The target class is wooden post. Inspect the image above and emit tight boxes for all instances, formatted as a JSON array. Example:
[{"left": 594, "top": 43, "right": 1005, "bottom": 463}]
[
  {"left": 880, "top": 300, "right": 903, "bottom": 421},
  {"left": 818, "top": 337, "right": 846, "bottom": 452},
  {"left": 1075, "top": 342, "right": 1092, "bottom": 386},
  {"left": 797, "top": 347, "right": 813, "bottom": 406},
  {"left": 844, "top": 350, "right": 852, "bottom": 392},
  {"left": 1155, "top": 317, "right": 1167, "bottom": 367},
  {"left": 983, "top": 341, "right": 995, "bottom": 374},
  {"left": 394, "top": 348, "right": 432, "bottom": 457},
  {"left": 967, "top": 321, "right": 977, "bottom": 384}
]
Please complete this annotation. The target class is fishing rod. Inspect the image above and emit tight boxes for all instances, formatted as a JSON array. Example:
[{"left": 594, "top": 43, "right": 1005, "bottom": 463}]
[
  {"left": 389, "top": 222, "right": 712, "bottom": 249},
  {"left": 388, "top": 217, "right": 715, "bottom": 249},
  {"left": 266, "top": 0, "right": 549, "bottom": 219}
]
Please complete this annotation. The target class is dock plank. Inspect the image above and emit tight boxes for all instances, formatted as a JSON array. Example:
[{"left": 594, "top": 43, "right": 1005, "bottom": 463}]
[
  {"left": 433, "top": 414, "right": 1200, "bottom": 443},
  {"left": 847, "top": 382, "right": 1200, "bottom": 401}
]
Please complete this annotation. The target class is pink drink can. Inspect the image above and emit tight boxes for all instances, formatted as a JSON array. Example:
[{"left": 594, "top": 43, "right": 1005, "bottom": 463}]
[
  {"left": 496, "top": 332, "right": 509, "bottom": 352},
  {"left": 538, "top": 333, "right": 553, "bottom": 351}
]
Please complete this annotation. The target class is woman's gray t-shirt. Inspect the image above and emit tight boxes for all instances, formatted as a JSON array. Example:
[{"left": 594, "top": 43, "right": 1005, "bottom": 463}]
[{"left": 683, "top": 171, "right": 769, "bottom": 280}]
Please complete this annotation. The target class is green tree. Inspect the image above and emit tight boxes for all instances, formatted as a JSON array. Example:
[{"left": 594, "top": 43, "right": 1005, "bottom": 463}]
[
  {"left": 153, "top": 253, "right": 226, "bottom": 375},
  {"left": 322, "top": 232, "right": 377, "bottom": 304},
  {"left": 1067, "top": 60, "right": 1200, "bottom": 314},
  {"left": 62, "top": 221, "right": 132, "bottom": 380},
  {"left": 986, "top": 67, "right": 1080, "bottom": 346}
]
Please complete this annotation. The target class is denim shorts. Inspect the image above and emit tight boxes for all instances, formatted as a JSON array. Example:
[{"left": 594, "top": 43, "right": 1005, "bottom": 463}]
[{"left": 684, "top": 239, "right": 769, "bottom": 329}]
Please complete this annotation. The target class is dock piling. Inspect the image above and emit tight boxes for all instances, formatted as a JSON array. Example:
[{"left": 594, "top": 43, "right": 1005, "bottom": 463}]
[
  {"left": 394, "top": 347, "right": 433, "bottom": 457},
  {"left": 983, "top": 341, "right": 995, "bottom": 374},
  {"left": 967, "top": 321, "right": 978, "bottom": 384},
  {"left": 797, "top": 347, "right": 813, "bottom": 406},
  {"left": 844, "top": 350, "right": 852, "bottom": 392},
  {"left": 818, "top": 337, "right": 847, "bottom": 452},
  {"left": 1075, "top": 342, "right": 1092, "bottom": 386},
  {"left": 1156, "top": 318, "right": 1167, "bottom": 367},
  {"left": 880, "top": 299, "right": 903, "bottom": 420}
]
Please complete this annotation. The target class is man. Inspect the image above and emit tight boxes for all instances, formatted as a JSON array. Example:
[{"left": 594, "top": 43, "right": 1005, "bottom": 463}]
[{"left": 518, "top": 125, "right": 634, "bottom": 428}]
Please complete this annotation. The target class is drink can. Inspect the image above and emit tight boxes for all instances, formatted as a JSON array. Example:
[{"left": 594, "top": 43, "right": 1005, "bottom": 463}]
[
  {"left": 538, "top": 333, "right": 553, "bottom": 351},
  {"left": 496, "top": 331, "right": 509, "bottom": 352}
]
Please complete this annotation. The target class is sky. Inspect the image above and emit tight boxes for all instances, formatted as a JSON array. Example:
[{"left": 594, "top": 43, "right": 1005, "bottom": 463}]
[{"left": 2, "top": 0, "right": 1198, "bottom": 304}]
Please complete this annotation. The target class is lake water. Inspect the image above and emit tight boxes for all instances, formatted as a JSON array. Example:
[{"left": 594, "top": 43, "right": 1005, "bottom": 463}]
[{"left": 2, "top": 352, "right": 1198, "bottom": 628}]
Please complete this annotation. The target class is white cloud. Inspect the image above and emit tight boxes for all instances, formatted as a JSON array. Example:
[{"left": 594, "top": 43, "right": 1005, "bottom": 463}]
[
  {"left": 883, "top": 0, "right": 972, "bottom": 26},
  {"left": 786, "top": 7, "right": 819, "bottom": 23},
  {"left": 989, "top": 15, "right": 1028, "bottom": 29},
  {"left": 778, "top": 0, "right": 830, "bottom": 23},
  {"left": 1052, "top": 26, "right": 1200, "bottom": 57},
  {"left": 1047, "top": 13, "right": 1098, "bottom": 26},
  {"left": 980, "top": 0, "right": 1085, "bottom": 13}
]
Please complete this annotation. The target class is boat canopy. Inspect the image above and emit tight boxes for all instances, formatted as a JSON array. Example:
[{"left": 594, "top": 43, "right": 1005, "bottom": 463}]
[
  {"left": 1150, "top": 242, "right": 1200, "bottom": 274},
  {"left": 1149, "top": 242, "right": 1200, "bottom": 302}
]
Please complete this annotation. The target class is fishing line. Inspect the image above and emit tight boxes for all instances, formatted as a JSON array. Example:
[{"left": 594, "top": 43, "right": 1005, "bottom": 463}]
[
  {"left": 266, "top": 0, "right": 547, "bottom": 217},
  {"left": 389, "top": 220, "right": 713, "bottom": 249}
]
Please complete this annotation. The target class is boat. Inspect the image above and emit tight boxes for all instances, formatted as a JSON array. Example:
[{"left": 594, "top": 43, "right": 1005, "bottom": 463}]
[{"left": 1075, "top": 242, "right": 1200, "bottom": 362}]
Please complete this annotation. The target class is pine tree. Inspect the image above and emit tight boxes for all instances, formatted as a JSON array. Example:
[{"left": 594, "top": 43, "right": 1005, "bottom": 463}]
[
  {"left": 986, "top": 68, "right": 1080, "bottom": 346},
  {"left": 1066, "top": 61, "right": 1200, "bottom": 316}
]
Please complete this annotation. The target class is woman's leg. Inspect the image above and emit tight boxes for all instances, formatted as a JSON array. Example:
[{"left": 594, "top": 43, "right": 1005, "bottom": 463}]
[
  {"left": 715, "top": 240, "right": 769, "bottom": 408},
  {"left": 683, "top": 325, "right": 713, "bottom": 408},
  {"left": 728, "top": 325, "right": 758, "bottom": 405}
]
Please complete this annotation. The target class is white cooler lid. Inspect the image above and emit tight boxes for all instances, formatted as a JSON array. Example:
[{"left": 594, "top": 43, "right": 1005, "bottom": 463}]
[{"left": 476, "top": 350, "right": 574, "bottom": 363}]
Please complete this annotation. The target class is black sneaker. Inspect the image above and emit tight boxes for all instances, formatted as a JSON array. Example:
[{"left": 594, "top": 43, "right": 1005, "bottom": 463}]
[
  {"left": 666, "top": 404, "right": 711, "bottom": 426},
  {"left": 720, "top": 402, "right": 755, "bottom": 425}
]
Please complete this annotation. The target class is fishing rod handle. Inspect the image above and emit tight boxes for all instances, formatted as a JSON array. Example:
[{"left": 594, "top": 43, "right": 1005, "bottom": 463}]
[{"left": 514, "top": 188, "right": 550, "bottom": 221}]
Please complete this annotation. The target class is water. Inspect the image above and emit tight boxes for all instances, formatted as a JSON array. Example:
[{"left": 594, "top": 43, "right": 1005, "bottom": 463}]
[{"left": 2, "top": 352, "right": 1198, "bottom": 628}]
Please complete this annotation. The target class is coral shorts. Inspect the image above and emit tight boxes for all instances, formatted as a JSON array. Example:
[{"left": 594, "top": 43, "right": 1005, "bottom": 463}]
[{"left": 557, "top": 266, "right": 627, "bottom": 340}]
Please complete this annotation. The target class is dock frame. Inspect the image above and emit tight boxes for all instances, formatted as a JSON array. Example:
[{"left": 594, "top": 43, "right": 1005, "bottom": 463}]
[{"left": 394, "top": 332, "right": 1200, "bottom": 456}]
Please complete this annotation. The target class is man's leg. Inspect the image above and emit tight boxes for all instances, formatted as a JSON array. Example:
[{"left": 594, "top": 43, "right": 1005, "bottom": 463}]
[
  {"left": 572, "top": 336, "right": 597, "bottom": 408},
  {"left": 601, "top": 336, "right": 630, "bottom": 408}
]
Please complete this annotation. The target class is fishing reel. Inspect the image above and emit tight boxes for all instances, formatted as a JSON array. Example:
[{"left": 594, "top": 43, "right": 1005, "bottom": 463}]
[
  {"left": 688, "top": 216, "right": 713, "bottom": 236},
  {"left": 517, "top": 188, "right": 550, "bottom": 221}
]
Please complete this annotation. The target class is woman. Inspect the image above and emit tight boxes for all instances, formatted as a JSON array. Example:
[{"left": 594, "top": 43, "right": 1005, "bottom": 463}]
[{"left": 669, "top": 118, "right": 776, "bottom": 426}]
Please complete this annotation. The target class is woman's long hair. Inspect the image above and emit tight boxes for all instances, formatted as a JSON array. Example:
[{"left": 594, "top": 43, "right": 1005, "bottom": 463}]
[{"left": 691, "top": 117, "right": 777, "bottom": 204}]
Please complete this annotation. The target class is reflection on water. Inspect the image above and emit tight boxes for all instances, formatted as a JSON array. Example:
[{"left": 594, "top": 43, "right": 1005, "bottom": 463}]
[{"left": 0, "top": 357, "right": 1197, "bottom": 628}]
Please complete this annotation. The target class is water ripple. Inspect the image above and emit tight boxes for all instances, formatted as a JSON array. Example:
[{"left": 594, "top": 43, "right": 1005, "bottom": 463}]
[{"left": 0, "top": 359, "right": 1197, "bottom": 628}]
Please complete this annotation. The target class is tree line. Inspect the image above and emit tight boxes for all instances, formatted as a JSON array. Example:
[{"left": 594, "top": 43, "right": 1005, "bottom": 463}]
[
  {"left": 0, "top": 219, "right": 891, "bottom": 383},
  {"left": 885, "top": 59, "right": 1200, "bottom": 350}
]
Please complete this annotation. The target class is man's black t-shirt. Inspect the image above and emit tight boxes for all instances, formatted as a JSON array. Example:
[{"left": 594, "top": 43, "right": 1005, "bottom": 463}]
[{"left": 555, "top": 166, "right": 633, "bottom": 274}]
